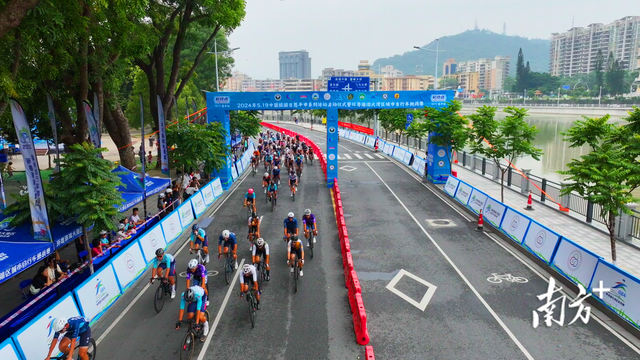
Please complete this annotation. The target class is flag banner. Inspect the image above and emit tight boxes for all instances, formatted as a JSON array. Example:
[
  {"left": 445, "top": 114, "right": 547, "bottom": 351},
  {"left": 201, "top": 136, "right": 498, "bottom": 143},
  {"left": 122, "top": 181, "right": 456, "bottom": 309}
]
[
  {"left": 83, "top": 100, "right": 100, "bottom": 149},
  {"left": 157, "top": 95, "right": 170, "bottom": 175},
  {"left": 9, "top": 99, "right": 53, "bottom": 241}
]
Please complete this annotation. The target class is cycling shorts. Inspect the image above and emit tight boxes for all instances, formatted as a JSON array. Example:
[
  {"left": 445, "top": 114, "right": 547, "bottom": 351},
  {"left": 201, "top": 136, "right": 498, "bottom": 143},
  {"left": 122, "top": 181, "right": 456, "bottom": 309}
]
[
  {"left": 246, "top": 197, "right": 255, "bottom": 204},
  {"left": 194, "top": 235, "right": 208, "bottom": 248},
  {"left": 248, "top": 225, "right": 258, "bottom": 234},
  {"left": 290, "top": 247, "right": 303, "bottom": 260},
  {"left": 242, "top": 275, "right": 255, "bottom": 286},
  {"left": 158, "top": 260, "right": 176, "bottom": 277},
  {"left": 65, "top": 327, "right": 91, "bottom": 348},
  {"left": 186, "top": 294, "right": 207, "bottom": 314},
  {"left": 305, "top": 223, "right": 314, "bottom": 232},
  {"left": 222, "top": 243, "right": 236, "bottom": 252},
  {"left": 192, "top": 276, "right": 207, "bottom": 287},
  {"left": 289, "top": 179, "right": 296, "bottom": 186}
]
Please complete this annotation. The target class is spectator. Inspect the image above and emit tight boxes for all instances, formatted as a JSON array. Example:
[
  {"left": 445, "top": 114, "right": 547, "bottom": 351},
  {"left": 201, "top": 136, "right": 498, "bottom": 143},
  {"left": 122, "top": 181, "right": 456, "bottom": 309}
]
[
  {"left": 149, "top": 135, "right": 155, "bottom": 147},
  {"left": 45, "top": 256, "right": 66, "bottom": 282},
  {"left": 91, "top": 239, "right": 104, "bottom": 258},
  {"left": 49, "top": 252, "right": 70, "bottom": 273},
  {"left": 147, "top": 151, "right": 153, "bottom": 166},
  {"left": 115, "top": 224, "right": 128, "bottom": 242},
  {"left": 29, "top": 266, "right": 53, "bottom": 296},
  {"left": 157, "top": 193, "right": 167, "bottom": 218},
  {"left": 166, "top": 187, "right": 176, "bottom": 210},
  {"left": 129, "top": 207, "right": 144, "bottom": 227},
  {"left": 7, "top": 162, "right": 14, "bottom": 177},
  {"left": 98, "top": 230, "right": 110, "bottom": 247},
  {"left": 74, "top": 235, "right": 87, "bottom": 262},
  {"left": 121, "top": 217, "right": 136, "bottom": 235}
]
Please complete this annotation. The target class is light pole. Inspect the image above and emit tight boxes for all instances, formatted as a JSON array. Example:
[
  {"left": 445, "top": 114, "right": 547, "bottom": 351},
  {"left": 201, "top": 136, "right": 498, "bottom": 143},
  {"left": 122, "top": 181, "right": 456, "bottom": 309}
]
[
  {"left": 599, "top": 86, "right": 603, "bottom": 107},
  {"left": 557, "top": 87, "right": 560, "bottom": 106},
  {"left": 207, "top": 40, "right": 240, "bottom": 91},
  {"left": 414, "top": 39, "right": 445, "bottom": 90}
]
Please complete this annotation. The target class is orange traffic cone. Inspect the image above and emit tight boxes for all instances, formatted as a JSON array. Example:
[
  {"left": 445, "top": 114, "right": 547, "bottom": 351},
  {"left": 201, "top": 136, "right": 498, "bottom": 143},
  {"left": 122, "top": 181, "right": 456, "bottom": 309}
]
[
  {"left": 475, "top": 210, "right": 484, "bottom": 232},
  {"left": 525, "top": 190, "right": 534, "bottom": 211}
]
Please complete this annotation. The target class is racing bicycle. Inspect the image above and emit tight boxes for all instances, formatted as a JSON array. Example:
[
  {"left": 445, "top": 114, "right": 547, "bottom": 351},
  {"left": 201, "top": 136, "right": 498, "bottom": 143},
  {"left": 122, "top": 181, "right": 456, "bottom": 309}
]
[
  {"left": 152, "top": 276, "right": 177, "bottom": 313},
  {"left": 50, "top": 338, "right": 97, "bottom": 360},
  {"left": 241, "top": 289, "right": 259, "bottom": 328},
  {"left": 178, "top": 310, "right": 210, "bottom": 360},
  {"left": 222, "top": 252, "right": 235, "bottom": 285}
]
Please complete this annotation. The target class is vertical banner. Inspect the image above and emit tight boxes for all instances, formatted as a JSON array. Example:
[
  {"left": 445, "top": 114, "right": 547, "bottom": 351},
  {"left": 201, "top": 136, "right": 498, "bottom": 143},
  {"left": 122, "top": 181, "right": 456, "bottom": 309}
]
[
  {"left": 10, "top": 100, "right": 53, "bottom": 241},
  {"left": 0, "top": 173, "right": 5, "bottom": 210},
  {"left": 157, "top": 95, "right": 170, "bottom": 175},
  {"left": 326, "top": 108, "right": 338, "bottom": 188},
  {"left": 83, "top": 101, "right": 101, "bottom": 150}
]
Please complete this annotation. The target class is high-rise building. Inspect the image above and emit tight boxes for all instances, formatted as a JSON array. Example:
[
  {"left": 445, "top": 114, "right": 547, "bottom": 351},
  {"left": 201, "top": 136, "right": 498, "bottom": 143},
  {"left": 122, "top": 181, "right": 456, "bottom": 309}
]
[
  {"left": 381, "top": 65, "right": 403, "bottom": 78},
  {"left": 321, "top": 68, "right": 356, "bottom": 90},
  {"left": 355, "top": 60, "right": 384, "bottom": 90},
  {"left": 549, "top": 16, "right": 640, "bottom": 77},
  {"left": 279, "top": 50, "right": 311, "bottom": 79},
  {"left": 443, "top": 59, "right": 457, "bottom": 75},
  {"left": 457, "top": 72, "right": 479, "bottom": 94},
  {"left": 456, "top": 56, "right": 510, "bottom": 91},
  {"left": 384, "top": 75, "right": 434, "bottom": 91}
]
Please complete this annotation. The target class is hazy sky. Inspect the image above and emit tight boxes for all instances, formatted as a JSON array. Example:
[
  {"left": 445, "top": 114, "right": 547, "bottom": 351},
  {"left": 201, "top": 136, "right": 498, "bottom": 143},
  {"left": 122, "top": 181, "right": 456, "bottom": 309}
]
[{"left": 228, "top": 0, "right": 637, "bottom": 79}]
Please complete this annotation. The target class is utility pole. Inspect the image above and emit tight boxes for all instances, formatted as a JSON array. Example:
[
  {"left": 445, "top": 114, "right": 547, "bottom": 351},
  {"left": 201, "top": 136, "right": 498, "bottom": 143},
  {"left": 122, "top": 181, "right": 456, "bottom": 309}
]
[{"left": 557, "top": 87, "right": 560, "bottom": 106}]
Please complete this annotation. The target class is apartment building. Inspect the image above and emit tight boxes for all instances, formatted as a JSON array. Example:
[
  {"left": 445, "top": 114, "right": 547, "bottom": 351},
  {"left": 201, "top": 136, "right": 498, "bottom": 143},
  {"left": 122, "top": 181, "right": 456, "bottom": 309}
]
[
  {"left": 381, "top": 65, "right": 403, "bottom": 78},
  {"left": 321, "top": 68, "right": 355, "bottom": 90},
  {"left": 443, "top": 59, "right": 458, "bottom": 75},
  {"left": 279, "top": 50, "right": 312, "bottom": 79},
  {"left": 456, "top": 56, "right": 510, "bottom": 90},
  {"left": 549, "top": 16, "right": 640, "bottom": 77},
  {"left": 457, "top": 72, "right": 479, "bottom": 94},
  {"left": 354, "top": 60, "right": 384, "bottom": 90},
  {"left": 283, "top": 78, "right": 323, "bottom": 92},
  {"left": 384, "top": 75, "right": 434, "bottom": 91}
]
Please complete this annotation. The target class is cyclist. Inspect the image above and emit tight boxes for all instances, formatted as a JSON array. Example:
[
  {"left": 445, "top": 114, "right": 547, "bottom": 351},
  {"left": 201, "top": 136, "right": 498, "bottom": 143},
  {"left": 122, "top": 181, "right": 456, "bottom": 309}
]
[
  {"left": 265, "top": 151, "right": 273, "bottom": 171},
  {"left": 308, "top": 147, "right": 315, "bottom": 162},
  {"left": 250, "top": 155, "right": 258, "bottom": 172},
  {"left": 301, "top": 141, "right": 309, "bottom": 159},
  {"left": 267, "top": 180, "right": 278, "bottom": 203},
  {"left": 244, "top": 188, "right": 257, "bottom": 213},
  {"left": 262, "top": 172, "right": 271, "bottom": 192},
  {"left": 253, "top": 148, "right": 261, "bottom": 162},
  {"left": 176, "top": 287, "right": 209, "bottom": 337},
  {"left": 283, "top": 212, "right": 299, "bottom": 242},
  {"left": 252, "top": 237, "right": 270, "bottom": 281},
  {"left": 239, "top": 264, "right": 261, "bottom": 310},
  {"left": 190, "top": 224, "right": 209, "bottom": 263},
  {"left": 273, "top": 153, "right": 281, "bottom": 168},
  {"left": 295, "top": 152, "right": 304, "bottom": 177},
  {"left": 247, "top": 212, "right": 261, "bottom": 250},
  {"left": 288, "top": 170, "right": 298, "bottom": 197},
  {"left": 150, "top": 248, "right": 176, "bottom": 298},
  {"left": 272, "top": 165, "right": 281, "bottom": 185},
  {"left": 45, "top": 317, "right": 91, "bottom": 360},
  {"left": 287, "top": 235, "right": 305, "bottom": 277},
  {"left": 186, "top": 259, "right": 209, "bottom": 305},
  {"left": 218, "top": 230, "right": 238, "bottom": 270},
  {"left": 302, "top": 208, "right": 318, "bottom": 247}
]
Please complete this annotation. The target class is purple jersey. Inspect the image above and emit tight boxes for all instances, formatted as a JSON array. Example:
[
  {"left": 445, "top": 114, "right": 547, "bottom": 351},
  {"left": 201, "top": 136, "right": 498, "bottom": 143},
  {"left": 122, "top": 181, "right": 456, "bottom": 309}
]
[
  {"left": 302, "top": 214, "right": 316, "bottom": 226},
  {"left": 186, "top": 264, "right": 207, "bottom": 280}
]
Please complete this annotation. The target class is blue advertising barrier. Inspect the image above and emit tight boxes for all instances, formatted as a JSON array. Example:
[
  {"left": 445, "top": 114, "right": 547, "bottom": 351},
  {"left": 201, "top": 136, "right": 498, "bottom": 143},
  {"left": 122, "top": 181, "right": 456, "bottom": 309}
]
[
  {"left": 521, "top": 220, "right": 562, "bottom": 264},
  {"left": 0, "top": 338, "right": 21, "bottom": 360},
  {"left": 499, "top": 207, "right": 531, "bottom": 244},
  {"left": 550, "top": 237, "right": 602, "bottom": 289},
  {"left": 137, "top": 221, "right": 167, "bottom": 263},
  {"left": 177, "top": 200, "right": 195, "bottom": 231},
  {"left": 482, "top": 196, "right": 507, "bottom": 229},
  {"left": 161, "top": 211, "right": 182, "bottom": 245},
  {"left": 589, "top": 260, "right": 640, "bottom": 329},
  {"left": 73, "top": 263, "right": 121, "bottom": 325},
  {"left": 110, "top": 240, "right": 147, "bottom": 293},
  {"left": 190, "top": 191, "right": 207, "bottom": 218}
]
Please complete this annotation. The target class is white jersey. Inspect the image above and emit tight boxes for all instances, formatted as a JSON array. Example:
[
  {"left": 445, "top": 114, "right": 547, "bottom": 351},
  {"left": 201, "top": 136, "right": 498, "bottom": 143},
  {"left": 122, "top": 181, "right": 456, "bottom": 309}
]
[
  {"left": 288, "top": 238, "right": 303, "bottom": 251},
  {"left": 252, "top": 243, "right": 270, "bottom": 256},
  {"left": 239, "top": 265, "right": 258, "bottom": 283}
]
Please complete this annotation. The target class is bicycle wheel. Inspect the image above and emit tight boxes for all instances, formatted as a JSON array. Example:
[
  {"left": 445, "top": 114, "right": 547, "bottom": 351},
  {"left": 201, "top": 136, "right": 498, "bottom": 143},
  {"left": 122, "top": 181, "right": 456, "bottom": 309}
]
[
  {"left": 486, "top": 276, "right": 502, "bottom": 283},
  {"left": 514, "top": 277, "right": 529, "bottom": 284},
  {"left": 224, "top": 259, "right": 230, "bottom": 285},
  {"left": 294, "top": 258, "right": 298, "bottom": 293},
  {"left": 154, "top": 285, "right": 165, "bottom": 313},
  {"left": 249, "top": 294, "right": 256, "bottom": 328},
  {"left": 179, "top": 331, "right": 196, "bottom": 360},
  {"left": 309, "top": 241, "right": 314, "bottom": 259},
  {"left": 87, "top": 338, "right": 97, "bottom": 360},
  {"left": 292, "top": 191, "right": 295, "bottom": 202}
]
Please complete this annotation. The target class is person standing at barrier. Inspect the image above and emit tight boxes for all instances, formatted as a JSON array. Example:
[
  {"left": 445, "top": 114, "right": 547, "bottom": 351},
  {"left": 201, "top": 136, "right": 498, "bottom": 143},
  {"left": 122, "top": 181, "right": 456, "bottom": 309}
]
[{"left": 45, "top": 317, "right": 91, "bottom": 360}]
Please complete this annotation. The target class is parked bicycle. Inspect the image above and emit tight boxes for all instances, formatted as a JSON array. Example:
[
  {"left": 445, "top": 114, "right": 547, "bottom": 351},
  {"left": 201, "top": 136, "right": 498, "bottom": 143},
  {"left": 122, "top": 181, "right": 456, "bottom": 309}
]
[{"left": 178, "top": 311, "right": 210, "bottom": 360}]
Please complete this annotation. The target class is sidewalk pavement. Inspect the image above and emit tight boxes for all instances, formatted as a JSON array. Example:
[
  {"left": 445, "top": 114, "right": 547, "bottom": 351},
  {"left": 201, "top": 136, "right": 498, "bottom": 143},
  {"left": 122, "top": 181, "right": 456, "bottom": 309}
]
[{"left": 274, "top": 119, "right": 640, "bottom": 279}]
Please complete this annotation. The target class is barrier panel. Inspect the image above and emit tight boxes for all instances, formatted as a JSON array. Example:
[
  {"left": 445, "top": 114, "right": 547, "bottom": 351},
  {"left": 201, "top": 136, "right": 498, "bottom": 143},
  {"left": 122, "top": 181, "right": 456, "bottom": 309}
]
[
  {"left": 444, "top": 176, "right": 460, "bottom": 196},
  {"left": 161, "top": 211, "right": 182, "bottom": 244},
  {"left": 12, "top": 293, "right": 81, "bottom": 360},
  {"left": 403, "top": 151, "right": 413, "bottom": 166},
  {"left": 73, "top": 263, "right": 121, "bottom": 324},
  {"left": 353, "top": 293, "right": 370, "bottom": 345},
  {"left": 138, "top": 222, "right": 168, "bottom": 262},
  {"left": 550, "top": 237, "right": 601, "bottom": 289},
  {"left": 0, "top": 338, "right": 20, "bottom": 360},
  {"left": 482, "top": 197, "right": 507, "bottom": 228},
  {"left": 190, "top": 192, "right": 207, "bottom": 218},
  {"left": 200, "top": 182, "right": 215, "bottom": 206},
  {"left": 454, "top": 180, "right": 473, "bottom": 206},
  {"left": 521, "top": 220, "right": 562, "bottom": 264},
  {"left": 212, "top": 177, "right": 224, "bottom": 198},
  {"left": 344, "top": 251, "right": 354, "bottom": 288},
  {"left": 466, "top": 188, "right": 489, "bottom": 215},
  {"left": 231, "top": 162, "right": 239, "bottom": 180},
  {"left": 499, "top": 208, "right": 531, "bottom": 244},
  {"left": 589, "top": 260, "right": 640, "bottom": 329},
  {"left": 110, "top": 241, "right": 147, "bottom": 292},
  {"left": 177, "top": 200, "right": 195, "bottom": 231}
]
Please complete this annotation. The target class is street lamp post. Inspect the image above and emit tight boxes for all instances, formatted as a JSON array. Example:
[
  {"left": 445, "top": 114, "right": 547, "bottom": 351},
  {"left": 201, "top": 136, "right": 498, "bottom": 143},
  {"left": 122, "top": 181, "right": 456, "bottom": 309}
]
[
  {"left": 413, "top": 39, "right": 445, "bottom": 90},
  {"left": 599, "top": 86, "right": 603, "bottom": 107},
  {"left": 207, "top": 40, "right": 240, "bottom": 92}
]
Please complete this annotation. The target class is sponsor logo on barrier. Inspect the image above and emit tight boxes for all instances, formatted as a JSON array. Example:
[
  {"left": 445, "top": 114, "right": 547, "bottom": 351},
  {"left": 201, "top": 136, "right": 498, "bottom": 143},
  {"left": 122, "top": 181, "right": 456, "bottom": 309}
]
[
  {"left": 535, "top": 231, "right": 546, "bottom": 248},
  {"left": 194, "top": 197, "right": 203, "bottom": 209},
  {"left": 567, "top": 250, "right": 583, "bottom": 271},
  {"left": 324, "top": 93, "right": 331, "bottom": 101},
  {"left": 125, "top": 253, "right": 135, "bottom": 273},
  {"left": 213, "top": 96, "right": 230, "bottom": 104},
  {"left": 181, "top": 207, "right": 191, "bottom": 220},
  {"left": 46, "top": 316, "right": 57, "bottom": 344},
  {"left": 170, "top": 222, "right": 175, "bottom": 231},
  {"left": 437, "top": 149, "right": 445, "bottom": 157},
  {"left": 486, "top": 203, "right": 501, "bottom": 219},
  {"left": 94, "top": 279, "right": 109, "bottom": 307},
  {"left": 458, "top": 188, "right": 469, "bottom": 198},
  {"left": 431, "top": 94, "right": 447, "bottom": 102},
  {"left": 150, "top": 234, "right": 157, "bottom": 248},
  {"left": 606, "top": 279, "right": 627, "bottom": 306},
  {"left": 312, "top": 93, "right": 319, "bottom": 101},
  {"left": 510, "top": 216, "right": 520, "bottom": 231}
]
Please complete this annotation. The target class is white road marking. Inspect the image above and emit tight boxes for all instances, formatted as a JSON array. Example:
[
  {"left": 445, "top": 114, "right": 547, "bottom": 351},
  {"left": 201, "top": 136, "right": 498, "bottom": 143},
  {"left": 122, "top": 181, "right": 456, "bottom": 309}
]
[
  {"left": 386, "top": 269, "right": 437, "bottom": 311},
  {"left": 364, "top": 154, "right": 374, "bottom": 159},
  {"left": 354, "top": 154, "right": 363, "bottom": 159},
  {"left": 375, "top": 154, "right": 385, "bottom": 159},
  {"left": 365, "top": 162, "right": 535, "bottom": 360},
  {"left": 96, "top": 170, "right": 250, "bottom": 345},
  {"left": 339, "top": 165, "right": 357, "bottom": 172},
  {"left": 337, "top": 155, "right": 342, "bottom": 160},
  {"left": 197, "top": 258, "right": 245, "bottom": 360},
  {"left": 338, "top": 144, "right": 353, "bottom": 152},
  {"left": 344, "top": 154, "right": 352, "bottom": 159}
]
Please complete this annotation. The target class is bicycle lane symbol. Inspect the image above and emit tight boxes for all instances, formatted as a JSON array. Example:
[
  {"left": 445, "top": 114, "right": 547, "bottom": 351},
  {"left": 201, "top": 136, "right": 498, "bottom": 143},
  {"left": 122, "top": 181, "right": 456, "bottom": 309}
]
[
  {"left": 179, "top": 270, "right": 219, "bottom": 278},
  {"left": 486, "top": 273, "right": 529, "bottom": 284}
]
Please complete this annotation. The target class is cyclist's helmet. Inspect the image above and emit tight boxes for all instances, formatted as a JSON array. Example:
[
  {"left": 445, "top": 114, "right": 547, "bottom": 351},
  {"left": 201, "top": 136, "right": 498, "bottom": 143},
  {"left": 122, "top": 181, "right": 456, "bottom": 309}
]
[
  {"left": 53, "top": 318, "right": 67, "bottom": 333},
  {"left": 159, "top": 193, "right": 165, "bottom": 198},
  {"left": 188, "top": 259, "right": 198, "bottom": 270},
  {"left": 304, "top": 209, "right": 311, "bottom": 216},
  {"left": 166, "top": 188, "right": 172, "bottom": 194},
  {"left": 192, "top": 224, "right": 199, "bottom": 231},
  {"left": 256, "top": 238, "right": 265, "bottom": 247},
  {"left": 290, "top": 235, "right": 298, "bottom": 241},
  {"left": 221, "top": 230, "right": 230, "bottom": 238},
  {"left": 264, "top": 173, "right": 269, "bottom": 177},
  {"left": 184, "top": 288, "right": 195, "bottom": 302},
  {"left": 252, "top": 212, "right": 258, "bottom": 219},
  {"left": 288, "top": 212, "right": 294, "bottom": 218},
  {"left": 242, "top": 264, "right": 252, "bottom": 275},
  {"left": 248, "top": 188, "right": 254, "bottom": 195},
  {"left": 155, "top": 248, "right": 164, "bottom": 257}
]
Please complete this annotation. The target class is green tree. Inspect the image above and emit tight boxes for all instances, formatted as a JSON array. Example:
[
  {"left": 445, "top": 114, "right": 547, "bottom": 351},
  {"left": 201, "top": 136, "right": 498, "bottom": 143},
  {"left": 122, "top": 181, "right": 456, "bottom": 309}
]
[
  {"left": 595, "top": 49, "right": 604, "bottom": 92},
  {"left": 4, "top": 184, "right": 65, "bottom": 227},
  {"left": 469, "top": 106, "right": 542, "bottom": 202},
  {"left": 559, "top": 110, "right": 640, "bottom": 264},
  {"left": 355, "top": 109, "right": 381, "bottom": 129},
  {"left": 230, "top": 110, "right": 261, "bottom": 138},
  {"left": 49, "top": 143, "right": 124, "bottom": 273},
  {"left": 514, "top": 48, "right": 526, "bottom": 92},
  {"left": 419, "top": 101, "right": 470, "bottom": 174},
  {"left": 379, "top": 108, "right": 407, "bottom": 141}
]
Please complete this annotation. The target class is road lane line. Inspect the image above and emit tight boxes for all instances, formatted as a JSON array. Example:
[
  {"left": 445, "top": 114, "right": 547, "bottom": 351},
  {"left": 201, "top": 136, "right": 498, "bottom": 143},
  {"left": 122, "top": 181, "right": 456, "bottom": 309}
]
[
  {"left": 96, "top": 170, "right": 250, "bottom": 344},
  {"left": 337, "top": 155, "right": 342, "bottom": 160},
  {"left": 354, "top": 154, "right": 363, "bottom": 159},
  {"left": 375, "top": 154, "right": 385, "bottom": 159},
  {"left": 364, "top": 154, "right": 374, "bottom": 159},
  {"left": 339, "top": 144, "right": 353, "bottom": 152},
  {"left": 365, "top": 162, "right": 535, "bottom": 360},
  {"left": 197, "top": 258, "right": 245, "bottom": 360},
  {"left": 344, "top": 154, "right": 352, "bottom": 159}
]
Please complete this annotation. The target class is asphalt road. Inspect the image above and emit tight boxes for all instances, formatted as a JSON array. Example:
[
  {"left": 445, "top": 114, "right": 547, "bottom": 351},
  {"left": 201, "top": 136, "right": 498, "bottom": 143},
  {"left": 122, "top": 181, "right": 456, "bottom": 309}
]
[
  {"left": 280, "top": 123, "right": 640, "bottom": 360},
  {"left": 92, "top": 140, "right": 360, "bottom": 359}
]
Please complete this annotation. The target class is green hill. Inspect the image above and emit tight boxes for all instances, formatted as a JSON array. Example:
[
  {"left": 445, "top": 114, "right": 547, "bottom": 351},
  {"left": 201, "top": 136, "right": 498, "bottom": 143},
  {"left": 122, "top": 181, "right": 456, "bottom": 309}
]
[{"left": 373, "top": 29, "right": 550, "bottom": 77}]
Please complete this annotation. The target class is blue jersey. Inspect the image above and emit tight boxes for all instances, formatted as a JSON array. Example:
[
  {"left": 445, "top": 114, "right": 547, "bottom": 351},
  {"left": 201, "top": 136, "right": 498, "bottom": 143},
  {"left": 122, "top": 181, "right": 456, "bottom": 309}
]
[
  {"left": 152, "top": 253, "right": 174, "bottom": 268},
  {"left": 179, "top": 286, "right": 205, "bottom": 310},
  {"left": 190, "top": 228, "right": 206, "bottom": 243},
  {"left": 245, "top": 192, "right": 255, "bottom": 200},
  {"left": 284, "top": 218, "right": 298, "bottom": 233},
  {"left": 54, "top": 316, "right": 89, "bottom": 339},
  {"left": 267, "top": 183, "right": 278, "bottom": 192},
  {"left": 273, "top": 168, "right": 280, "bottom": 176},
  {"left": 218, "top": 232, "right": 237, "bottom": 246}
]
